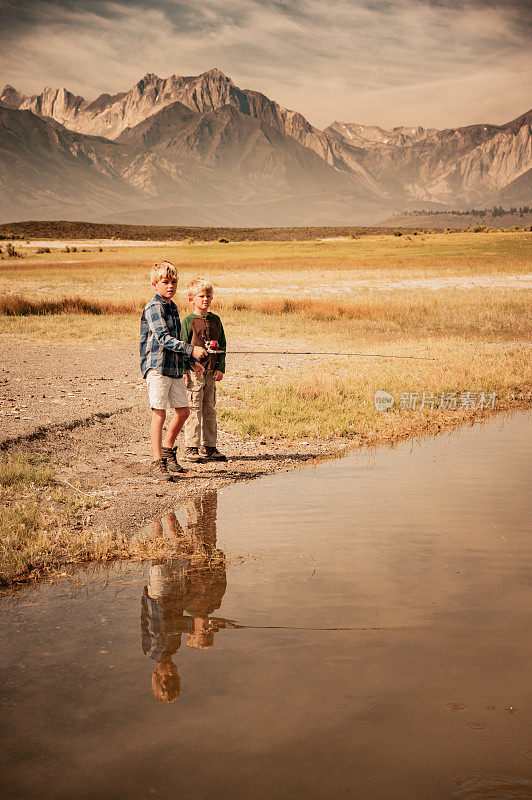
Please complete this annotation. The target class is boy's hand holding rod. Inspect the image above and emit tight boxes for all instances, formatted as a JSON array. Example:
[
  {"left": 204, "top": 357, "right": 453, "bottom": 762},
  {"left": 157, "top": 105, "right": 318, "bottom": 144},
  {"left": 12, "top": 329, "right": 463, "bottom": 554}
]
[{"left": 191, "top": 345, "right": 207, "bottom": 375}]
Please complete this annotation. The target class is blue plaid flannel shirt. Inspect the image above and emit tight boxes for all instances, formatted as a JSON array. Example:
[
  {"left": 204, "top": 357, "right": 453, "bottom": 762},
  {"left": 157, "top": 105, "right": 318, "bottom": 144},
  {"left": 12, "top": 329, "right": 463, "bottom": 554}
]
[{"left": 140, "top": 294, "right": 195, "bottom": 378}]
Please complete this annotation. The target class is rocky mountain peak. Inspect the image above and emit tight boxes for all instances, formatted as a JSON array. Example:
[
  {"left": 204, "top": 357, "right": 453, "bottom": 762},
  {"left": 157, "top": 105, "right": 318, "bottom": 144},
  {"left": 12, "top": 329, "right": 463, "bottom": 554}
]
[
  {"left": 136, "top": 73, "right": 159, "bottom": 91},
  {"left": 202, "top": 67, "right": 230, "bottom": 79},
  {"left": 0, "top": 85, "right": 26, "bottom": 108},
  {"left": 2, "top": 71, "right": 246, "bottom": 139}
]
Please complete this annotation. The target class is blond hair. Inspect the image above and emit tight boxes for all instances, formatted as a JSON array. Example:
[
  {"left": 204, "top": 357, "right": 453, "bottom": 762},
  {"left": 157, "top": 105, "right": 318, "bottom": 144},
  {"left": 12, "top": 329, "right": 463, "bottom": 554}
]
[
  {"left": 150, "top": 261, "right": 178, "bottom": 285},
  {"left": 151, "top": 670, "right": 181, "bottom": 703},
  {"left": 187, "top": 278, "right": 213, "bottom": 298}
]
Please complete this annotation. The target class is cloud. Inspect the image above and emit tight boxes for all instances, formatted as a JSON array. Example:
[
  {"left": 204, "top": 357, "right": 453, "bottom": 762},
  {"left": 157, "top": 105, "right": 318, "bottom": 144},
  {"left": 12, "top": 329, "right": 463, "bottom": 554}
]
[{"left": 1, "top": 0, "right": 530, "bottom": 128}]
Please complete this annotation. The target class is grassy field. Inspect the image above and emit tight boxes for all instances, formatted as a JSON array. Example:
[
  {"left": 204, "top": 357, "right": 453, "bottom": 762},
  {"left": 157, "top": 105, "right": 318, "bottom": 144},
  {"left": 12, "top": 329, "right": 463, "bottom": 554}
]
[
  {"left": 1, "top": 231, "right": 531, "bottom": 436},
  {"left": 1, "top": 289, "right": 529, "bottom": 339},
  {"left": 219, "top": 338, "right": 529, "bottom": 438},
  {"left": 1, "top": 230, "right": 530, "bottom": 436},
  {"left": 1, "top": 230, "right": 530, "bottom": 304}
]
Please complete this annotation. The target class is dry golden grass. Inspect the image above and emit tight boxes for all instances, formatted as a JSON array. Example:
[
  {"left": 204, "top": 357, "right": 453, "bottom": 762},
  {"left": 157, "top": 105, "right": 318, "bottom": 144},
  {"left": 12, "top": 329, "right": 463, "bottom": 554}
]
[
  {"left": 218, "top": 338, "right": 531, "bottom": 439},
  {"left": 1, "top": 288, "right": 530, "bottom": 342},
  {"left": 0, "top": 294, "right": 139, "bottom": 316},
  {"left": 0, "top": 451, "right": 54, "bottom": 486},
  {"left": 0, "top": 516, "right": 179, "bottom": 588},
  {"left": 0, "top": 312, "right": 138, "bottom": 342},
  {"left": 220, "top": 291, "right": 532, "bottom": 340},
  {"left": 0, "top": 451, "right": 185, "bottom": 586}
]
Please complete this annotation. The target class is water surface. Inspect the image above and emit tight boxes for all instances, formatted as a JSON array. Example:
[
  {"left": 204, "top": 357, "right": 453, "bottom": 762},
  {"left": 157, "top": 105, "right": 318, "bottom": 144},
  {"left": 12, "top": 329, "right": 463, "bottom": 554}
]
[{"left": 1, "top": 412, "right": 531, "bottom": 799}]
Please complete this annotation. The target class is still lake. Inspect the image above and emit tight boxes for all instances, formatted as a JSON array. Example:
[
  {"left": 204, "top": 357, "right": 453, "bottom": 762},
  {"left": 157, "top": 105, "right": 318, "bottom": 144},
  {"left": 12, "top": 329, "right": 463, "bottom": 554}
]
[{"left": 1, "top": 411, "right": 531, "bottom": 799}]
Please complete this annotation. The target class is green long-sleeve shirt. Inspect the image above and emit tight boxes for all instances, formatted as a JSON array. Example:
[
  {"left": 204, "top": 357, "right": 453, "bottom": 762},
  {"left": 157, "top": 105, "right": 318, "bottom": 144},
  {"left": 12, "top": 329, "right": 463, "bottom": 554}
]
[{"left": 181, "top": 312, "right": 226, "bottom": 373}]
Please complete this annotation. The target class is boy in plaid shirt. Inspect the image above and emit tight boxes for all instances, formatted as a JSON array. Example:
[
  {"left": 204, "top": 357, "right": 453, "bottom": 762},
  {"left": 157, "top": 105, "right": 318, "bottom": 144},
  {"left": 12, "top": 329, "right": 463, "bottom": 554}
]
[{"left": 140, "top": 261, "right": 207, "bottom": 481}]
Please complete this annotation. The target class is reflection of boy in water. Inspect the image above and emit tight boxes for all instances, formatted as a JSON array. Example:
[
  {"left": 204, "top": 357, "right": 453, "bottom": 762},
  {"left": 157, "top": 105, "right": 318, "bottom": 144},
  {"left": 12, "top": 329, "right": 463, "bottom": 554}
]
[
  {"left": 141, "top": 498, "right": 230, "bottom": 703},
  {"left": 141, "top": 554, "right": 191, "bottom": 703},
  {"left": 185, "top": 491, "right": 218, "bottom": 553},
  {"left": 185, "top": 548, "right": 226, "bottom": 650},
  {"left": 181, "top": 492, "right": 226, "bottom": 652}
]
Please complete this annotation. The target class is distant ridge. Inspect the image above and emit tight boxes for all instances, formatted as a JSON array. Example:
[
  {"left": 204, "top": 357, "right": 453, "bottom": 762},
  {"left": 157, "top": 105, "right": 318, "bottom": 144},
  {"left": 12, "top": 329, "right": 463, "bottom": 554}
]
[{"left": 0, "top": 220, "right": 426, "bottom": 240}]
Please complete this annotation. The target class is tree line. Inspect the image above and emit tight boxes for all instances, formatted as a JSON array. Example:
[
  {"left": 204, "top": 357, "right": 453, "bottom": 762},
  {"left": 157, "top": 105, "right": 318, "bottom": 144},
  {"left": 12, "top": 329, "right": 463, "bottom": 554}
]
[{"left": 408, "top": 206, "right": 530, "bottom": 217}]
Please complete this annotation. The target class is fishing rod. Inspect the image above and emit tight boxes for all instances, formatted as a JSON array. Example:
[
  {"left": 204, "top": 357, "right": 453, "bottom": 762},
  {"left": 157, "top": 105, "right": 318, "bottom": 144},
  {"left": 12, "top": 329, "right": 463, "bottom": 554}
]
[
  {"left": 223, "top": 624, "right": 410, "bottom": 632},
  {"left": 201, "top": 618, "right": 419, "bottom": 632},
  {"left": 205, "top": 348, "right": 434, "bottom": 361}
]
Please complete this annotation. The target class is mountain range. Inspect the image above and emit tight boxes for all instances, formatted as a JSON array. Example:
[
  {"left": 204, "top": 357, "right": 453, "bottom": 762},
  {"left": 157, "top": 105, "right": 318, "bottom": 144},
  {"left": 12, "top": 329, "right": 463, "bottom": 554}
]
[{"left": 0, "top": 68, "right": 530, "bottom": 225}]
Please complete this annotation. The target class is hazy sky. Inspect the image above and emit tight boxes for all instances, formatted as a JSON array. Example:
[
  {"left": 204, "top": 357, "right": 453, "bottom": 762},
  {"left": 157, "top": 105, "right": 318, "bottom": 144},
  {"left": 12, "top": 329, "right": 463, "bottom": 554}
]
[{"left": 1, "top": 0, "right": 530, "bottom": 129}]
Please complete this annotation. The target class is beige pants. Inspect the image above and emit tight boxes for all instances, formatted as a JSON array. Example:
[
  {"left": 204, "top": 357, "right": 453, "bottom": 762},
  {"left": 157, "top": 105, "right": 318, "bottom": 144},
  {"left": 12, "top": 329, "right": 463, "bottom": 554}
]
[{"left": 184, "top": 370, "right": 217, "bottom": 447}]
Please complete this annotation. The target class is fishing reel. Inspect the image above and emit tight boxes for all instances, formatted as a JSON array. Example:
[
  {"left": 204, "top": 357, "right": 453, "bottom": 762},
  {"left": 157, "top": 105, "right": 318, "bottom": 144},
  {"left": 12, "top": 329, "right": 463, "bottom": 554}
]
[{"left": 203, "top": 338, "right": 225, "bottom": 354}]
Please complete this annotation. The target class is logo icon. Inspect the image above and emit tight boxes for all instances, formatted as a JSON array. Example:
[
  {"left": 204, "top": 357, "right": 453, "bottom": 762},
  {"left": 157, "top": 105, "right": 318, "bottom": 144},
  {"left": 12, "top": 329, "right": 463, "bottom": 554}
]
[{"left": 374, "top": 390, "right": 395, "bottom": 412}]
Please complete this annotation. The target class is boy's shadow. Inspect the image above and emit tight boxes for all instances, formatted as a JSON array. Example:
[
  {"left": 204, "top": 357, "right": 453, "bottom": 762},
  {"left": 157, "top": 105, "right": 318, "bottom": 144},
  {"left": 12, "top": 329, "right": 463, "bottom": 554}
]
[{"left": 140, "top": 491, "right": 238, "bottom": 703}]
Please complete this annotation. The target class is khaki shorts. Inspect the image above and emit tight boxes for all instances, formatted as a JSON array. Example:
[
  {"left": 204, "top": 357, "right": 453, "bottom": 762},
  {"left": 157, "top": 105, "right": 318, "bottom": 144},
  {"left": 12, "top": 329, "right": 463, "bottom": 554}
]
[
  {"left": 145, "top": 370, "right": 189, "bottom": 410},
  {"left": 147, "top": 557, "right": 189, "bottom": 600}
]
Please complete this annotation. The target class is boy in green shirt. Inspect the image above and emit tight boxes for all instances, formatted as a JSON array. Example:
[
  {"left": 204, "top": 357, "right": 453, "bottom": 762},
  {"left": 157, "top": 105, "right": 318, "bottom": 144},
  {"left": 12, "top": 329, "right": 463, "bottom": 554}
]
[{"left": 181, "top": 279, "right": 227, "bottom": 461}]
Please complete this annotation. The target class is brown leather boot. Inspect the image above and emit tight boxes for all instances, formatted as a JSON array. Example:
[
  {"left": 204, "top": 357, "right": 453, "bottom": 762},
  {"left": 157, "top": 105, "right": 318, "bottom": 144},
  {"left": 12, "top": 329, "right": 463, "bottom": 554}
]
[
  {"left": 200, "top": 446, "right": 227, "bottom": 462},
  {"left": 151, "top": 458, "right": 173, "bottom": 482},
  {"left": 161, "top": 446, "right": 185, "bottom": 473},
  {"left": 183, "top": 447, "right": 204, "bottom": 462}
]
